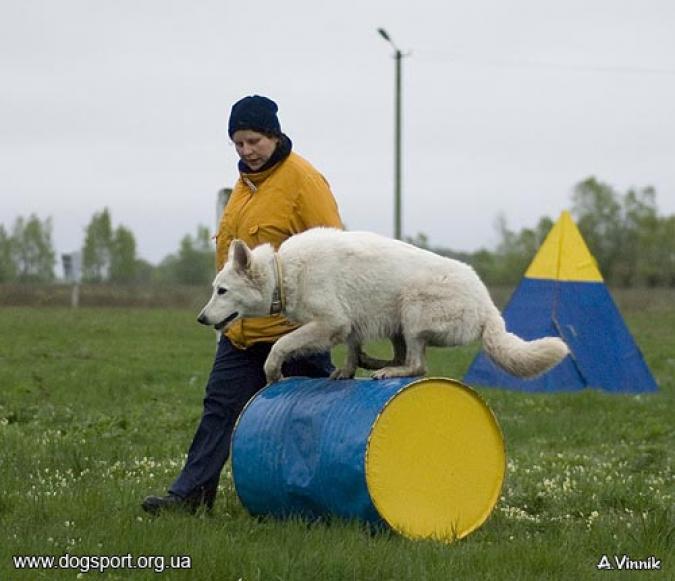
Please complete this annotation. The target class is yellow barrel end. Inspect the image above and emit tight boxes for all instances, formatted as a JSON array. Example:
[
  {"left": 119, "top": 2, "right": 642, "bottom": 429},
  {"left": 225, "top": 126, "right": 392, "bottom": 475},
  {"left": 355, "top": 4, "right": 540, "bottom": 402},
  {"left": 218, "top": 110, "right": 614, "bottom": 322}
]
[{"left": 365, "top": 378, "right": 505, "bottom": 542}]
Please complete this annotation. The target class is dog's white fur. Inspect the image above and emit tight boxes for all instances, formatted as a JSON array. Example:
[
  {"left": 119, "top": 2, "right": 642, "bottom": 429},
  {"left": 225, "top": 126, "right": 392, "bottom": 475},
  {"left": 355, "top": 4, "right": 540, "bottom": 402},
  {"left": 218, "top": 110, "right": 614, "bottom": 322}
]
[{"left": 198, "top": 228, "right": 569, "bottom": 384}]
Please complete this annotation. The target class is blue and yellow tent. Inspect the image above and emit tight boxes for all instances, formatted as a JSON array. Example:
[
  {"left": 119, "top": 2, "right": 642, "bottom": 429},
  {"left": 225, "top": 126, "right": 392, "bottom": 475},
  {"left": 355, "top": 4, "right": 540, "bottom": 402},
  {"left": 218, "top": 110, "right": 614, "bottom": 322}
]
[{"left": 464, "top": 211, "right": 658, "bottom": 393}]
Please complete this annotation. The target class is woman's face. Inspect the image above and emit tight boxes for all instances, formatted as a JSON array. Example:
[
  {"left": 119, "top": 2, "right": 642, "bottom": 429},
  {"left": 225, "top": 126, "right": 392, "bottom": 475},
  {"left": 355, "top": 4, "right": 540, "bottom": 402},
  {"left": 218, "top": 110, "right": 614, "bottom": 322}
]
[{"left": 232, "top": 130, "right": 279, "bottom": 171}]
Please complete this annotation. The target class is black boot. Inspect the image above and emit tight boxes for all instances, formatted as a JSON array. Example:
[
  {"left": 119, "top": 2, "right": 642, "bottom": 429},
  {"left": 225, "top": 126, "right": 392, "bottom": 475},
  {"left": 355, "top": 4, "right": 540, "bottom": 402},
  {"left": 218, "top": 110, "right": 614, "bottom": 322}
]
[{"left": 142, "top": 487, "right": 216, "bottom": 515}]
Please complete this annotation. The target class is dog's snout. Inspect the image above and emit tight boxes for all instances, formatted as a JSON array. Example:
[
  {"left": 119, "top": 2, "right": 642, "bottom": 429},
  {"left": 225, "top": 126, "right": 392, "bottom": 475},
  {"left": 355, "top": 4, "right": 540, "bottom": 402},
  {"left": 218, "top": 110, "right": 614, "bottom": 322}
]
[{"left": 197, "top": 313, "right": 209, "bottom": 325}]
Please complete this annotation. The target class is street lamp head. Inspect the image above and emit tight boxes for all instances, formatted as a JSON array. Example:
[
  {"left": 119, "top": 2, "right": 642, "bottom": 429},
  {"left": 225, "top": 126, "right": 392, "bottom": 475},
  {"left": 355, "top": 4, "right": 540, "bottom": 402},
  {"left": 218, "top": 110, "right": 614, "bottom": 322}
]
[{"left": 377, "top": 28, "right": 391, "bottom": 42}]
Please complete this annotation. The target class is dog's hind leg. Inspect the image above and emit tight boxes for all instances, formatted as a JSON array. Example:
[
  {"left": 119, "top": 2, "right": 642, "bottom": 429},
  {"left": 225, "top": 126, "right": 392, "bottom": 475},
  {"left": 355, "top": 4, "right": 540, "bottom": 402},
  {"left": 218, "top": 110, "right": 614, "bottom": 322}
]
[
  {"left": 371, "top": 335, "right": 426, "bottom": 379},
  {"left": 264, "top": 320, "right": 347, "bottom": 384},
  {"left": 391, "top": 334, "right": 407, "bottom": 365},
  {"left": 357, "top": 334, "right": 407, "bottom": 370},
  {"left": 330, "top": 335, "right": 360, "bottom": 380}
]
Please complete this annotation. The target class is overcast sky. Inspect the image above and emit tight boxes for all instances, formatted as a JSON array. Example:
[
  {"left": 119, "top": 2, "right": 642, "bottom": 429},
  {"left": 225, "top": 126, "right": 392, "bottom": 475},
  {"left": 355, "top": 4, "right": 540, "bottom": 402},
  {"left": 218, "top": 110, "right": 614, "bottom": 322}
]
[{"left": 2, "top": 0, "right": 674, "bottom": 265}]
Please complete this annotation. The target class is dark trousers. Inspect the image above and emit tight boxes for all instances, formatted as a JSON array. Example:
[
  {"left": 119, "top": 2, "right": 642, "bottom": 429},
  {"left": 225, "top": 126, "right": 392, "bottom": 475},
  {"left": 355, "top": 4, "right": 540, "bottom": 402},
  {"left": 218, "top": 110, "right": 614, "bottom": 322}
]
[{"left": 169, "top": 336, "right": 333, "bottom": 499}]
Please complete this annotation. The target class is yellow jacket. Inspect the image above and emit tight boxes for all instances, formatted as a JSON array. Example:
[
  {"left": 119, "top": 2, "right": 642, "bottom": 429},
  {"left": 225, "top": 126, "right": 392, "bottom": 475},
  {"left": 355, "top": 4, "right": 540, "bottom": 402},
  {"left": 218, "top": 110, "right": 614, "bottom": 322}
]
[{"left": 217, "top": 151, "right": 342, "bottom": 348}]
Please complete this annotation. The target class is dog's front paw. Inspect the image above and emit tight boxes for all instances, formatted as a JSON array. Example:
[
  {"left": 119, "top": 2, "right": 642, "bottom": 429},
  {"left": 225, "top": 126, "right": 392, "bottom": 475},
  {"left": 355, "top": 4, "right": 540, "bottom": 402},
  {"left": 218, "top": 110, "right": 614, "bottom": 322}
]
[
  {"left": 329, "top": 367, "right": 356, "bottom": 380},
  {"left": 264, "top": 359, "right": 284, "bottom": 385}
]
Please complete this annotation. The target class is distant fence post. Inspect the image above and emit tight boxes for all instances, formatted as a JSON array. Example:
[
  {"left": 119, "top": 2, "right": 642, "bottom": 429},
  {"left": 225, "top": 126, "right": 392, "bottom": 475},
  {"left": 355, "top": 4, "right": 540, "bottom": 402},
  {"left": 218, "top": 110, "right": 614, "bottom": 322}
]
[{"left": 61, "top": 251, "right": 82, "bottom": 308}]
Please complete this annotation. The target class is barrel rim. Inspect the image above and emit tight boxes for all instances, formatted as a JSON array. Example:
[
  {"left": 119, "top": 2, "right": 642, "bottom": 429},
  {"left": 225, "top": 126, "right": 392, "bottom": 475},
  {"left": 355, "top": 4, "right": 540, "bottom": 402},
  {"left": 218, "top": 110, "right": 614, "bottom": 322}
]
[{"left": 363, "top": 376, "right": 506, "bottom": 542}]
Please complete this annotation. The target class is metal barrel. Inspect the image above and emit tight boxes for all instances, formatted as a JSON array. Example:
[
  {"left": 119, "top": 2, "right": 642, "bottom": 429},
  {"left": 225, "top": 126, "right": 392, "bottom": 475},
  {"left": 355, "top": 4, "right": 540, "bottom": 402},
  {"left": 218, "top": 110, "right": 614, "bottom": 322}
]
[{"left": 231, "top": 376, "right": 505, "bottom": 542}]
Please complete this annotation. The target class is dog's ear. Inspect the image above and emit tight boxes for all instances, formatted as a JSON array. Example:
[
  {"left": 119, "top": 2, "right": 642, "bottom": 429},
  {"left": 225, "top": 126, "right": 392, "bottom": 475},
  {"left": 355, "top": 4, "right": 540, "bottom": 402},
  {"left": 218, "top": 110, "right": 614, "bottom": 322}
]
[
  {"left": 230, "top": 239, "right": 252, "bottom": 273},
  {"left": 227, "top": 239, "right": 238, "bottom": 262}
]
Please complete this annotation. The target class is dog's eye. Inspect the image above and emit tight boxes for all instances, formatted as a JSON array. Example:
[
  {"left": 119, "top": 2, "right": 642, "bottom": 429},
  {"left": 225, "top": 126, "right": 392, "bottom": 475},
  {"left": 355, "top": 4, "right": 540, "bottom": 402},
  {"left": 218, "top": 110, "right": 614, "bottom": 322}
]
[{"left": 217, "top": 287, "right": 227, "bottom": 295}]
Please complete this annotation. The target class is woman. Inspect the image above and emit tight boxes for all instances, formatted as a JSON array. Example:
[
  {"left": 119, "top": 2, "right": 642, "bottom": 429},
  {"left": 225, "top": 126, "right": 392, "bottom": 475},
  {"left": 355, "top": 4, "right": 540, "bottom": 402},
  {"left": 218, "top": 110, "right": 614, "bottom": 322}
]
[{"left": 142, "top": 95, "right": 343, "bottom": 514}]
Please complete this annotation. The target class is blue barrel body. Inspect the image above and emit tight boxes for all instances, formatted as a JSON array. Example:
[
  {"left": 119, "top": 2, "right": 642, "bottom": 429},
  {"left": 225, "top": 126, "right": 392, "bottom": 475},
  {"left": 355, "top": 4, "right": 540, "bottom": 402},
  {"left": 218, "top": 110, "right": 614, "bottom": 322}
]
[
  {"left": 232, "top": 377, "right": 408, "bottom": 524},
  {"left": 231, "top": 376, "right": 506, "bottom": 541}
]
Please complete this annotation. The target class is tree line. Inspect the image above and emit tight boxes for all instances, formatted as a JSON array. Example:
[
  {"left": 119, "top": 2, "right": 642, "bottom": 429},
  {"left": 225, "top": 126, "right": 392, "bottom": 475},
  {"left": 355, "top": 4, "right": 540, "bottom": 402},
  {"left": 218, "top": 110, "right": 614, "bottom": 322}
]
[
  {"left": 2, "top": 176, "right": 673, "bottom": 287},
  {"left": 0, "top": 208, "right": 216, "bottom": 286},
  {"left": 412, "top": 176, "right": 674, "bottom": 288}
]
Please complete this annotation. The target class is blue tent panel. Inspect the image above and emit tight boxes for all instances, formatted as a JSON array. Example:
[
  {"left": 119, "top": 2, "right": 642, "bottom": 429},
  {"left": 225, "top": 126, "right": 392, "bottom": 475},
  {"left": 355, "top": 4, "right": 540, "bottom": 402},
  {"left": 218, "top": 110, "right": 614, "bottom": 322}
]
[
  {"left": 464, "top": 278, "right": 658, "bottom": 393},
  {"left": 464, "top": 279, "right": 585, "bottom": 392},
  {"left": 555, "top": 282, "right": 658, "bottom": 393}
]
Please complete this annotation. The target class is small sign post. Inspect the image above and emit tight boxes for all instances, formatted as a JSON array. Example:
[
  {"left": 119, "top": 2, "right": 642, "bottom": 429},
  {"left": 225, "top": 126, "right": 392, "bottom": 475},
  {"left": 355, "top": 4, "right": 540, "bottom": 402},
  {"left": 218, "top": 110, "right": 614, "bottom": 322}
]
[
  {"left": 216, "top": 188, "right": 232, "bottom": 229},
  {"left": 61, "top": 251, "right": 82, "bottom": 308}
]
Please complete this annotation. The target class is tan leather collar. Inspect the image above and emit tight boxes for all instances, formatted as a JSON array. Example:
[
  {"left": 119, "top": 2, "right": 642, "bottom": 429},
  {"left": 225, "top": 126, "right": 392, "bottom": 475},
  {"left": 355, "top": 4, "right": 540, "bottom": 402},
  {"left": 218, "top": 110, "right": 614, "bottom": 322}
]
[{"left": 270, "top": 253, "right": 285, "bottom": 315}]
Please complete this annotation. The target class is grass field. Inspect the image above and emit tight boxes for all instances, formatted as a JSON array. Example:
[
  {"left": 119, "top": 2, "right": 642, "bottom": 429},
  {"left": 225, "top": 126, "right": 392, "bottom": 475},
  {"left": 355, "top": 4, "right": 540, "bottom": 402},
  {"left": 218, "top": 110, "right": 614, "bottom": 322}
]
[{"left": 1, "top": 293, "right": 673, "bottom": 580}]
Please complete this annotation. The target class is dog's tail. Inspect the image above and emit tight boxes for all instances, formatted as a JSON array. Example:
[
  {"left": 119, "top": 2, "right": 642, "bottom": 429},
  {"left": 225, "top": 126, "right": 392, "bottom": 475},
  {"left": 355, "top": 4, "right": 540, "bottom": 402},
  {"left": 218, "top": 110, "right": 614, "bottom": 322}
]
[{"left": 481, "top": 309, "right": 569, "bottom": 378}]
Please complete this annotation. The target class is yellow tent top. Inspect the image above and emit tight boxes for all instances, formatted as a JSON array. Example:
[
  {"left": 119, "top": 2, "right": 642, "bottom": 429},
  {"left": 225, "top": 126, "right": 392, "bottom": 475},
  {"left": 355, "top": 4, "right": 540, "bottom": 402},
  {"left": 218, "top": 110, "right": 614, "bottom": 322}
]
[{"left": 525, "top": 211, "right": 603, "bottom": 282}]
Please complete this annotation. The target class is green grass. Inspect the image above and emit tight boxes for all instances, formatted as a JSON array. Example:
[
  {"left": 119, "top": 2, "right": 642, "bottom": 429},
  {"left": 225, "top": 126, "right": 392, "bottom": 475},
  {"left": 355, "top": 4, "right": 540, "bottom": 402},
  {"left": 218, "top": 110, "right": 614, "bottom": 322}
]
[{"left": 1, "top": 301, "right": 673, "bottom": 580}]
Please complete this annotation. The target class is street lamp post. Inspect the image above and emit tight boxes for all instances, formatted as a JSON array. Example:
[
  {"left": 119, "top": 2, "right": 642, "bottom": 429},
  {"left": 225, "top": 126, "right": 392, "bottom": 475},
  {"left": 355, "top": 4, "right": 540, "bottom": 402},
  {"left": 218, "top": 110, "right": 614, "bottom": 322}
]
[{"left": 378, "top": 28, "right": 406, "bottom": 240}]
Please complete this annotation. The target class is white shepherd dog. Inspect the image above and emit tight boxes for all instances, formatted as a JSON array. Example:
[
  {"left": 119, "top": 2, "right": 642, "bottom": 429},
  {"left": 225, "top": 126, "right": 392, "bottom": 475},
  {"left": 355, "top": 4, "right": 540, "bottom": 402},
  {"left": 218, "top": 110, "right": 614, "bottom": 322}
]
[{"left": 198, "top": 228, "right": 569, "bottom": 384}]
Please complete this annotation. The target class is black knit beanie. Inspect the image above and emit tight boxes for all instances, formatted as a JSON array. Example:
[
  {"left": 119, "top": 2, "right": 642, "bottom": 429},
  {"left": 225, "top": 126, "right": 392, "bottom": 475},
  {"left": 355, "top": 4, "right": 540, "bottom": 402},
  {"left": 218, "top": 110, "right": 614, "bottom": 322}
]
[{"left": 228, "top": 95, "right": 282, "bottom": 138}]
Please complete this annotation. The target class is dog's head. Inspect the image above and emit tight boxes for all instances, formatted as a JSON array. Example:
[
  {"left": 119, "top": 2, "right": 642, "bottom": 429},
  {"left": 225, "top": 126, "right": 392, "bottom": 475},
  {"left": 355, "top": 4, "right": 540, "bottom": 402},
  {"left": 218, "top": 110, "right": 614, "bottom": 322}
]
[{"left": 197, "top": 240, "right": 270, "bottom": 330}]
